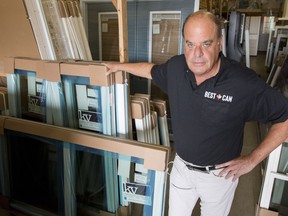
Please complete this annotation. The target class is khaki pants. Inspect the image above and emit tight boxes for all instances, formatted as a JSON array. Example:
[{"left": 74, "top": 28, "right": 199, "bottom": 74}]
[{"left": 169, "top": 155, "right": 238, "bottom": 216}]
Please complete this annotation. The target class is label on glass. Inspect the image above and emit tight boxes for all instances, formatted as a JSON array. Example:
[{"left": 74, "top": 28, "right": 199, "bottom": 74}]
[
  {"left": 122, "top": 182, "right": 151, "bottom": 205},
  {"left": 28, "top": 95, "right": 45, "bottom": 115}
]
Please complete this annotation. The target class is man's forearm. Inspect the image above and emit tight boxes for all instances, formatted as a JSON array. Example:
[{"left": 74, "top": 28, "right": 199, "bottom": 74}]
[
  {"left": 216, "top": 119, "right": 288, "bottom": 180},
  {"left": 105, "top": 62, "right": 155, "bottom": 79},
  {"left": 249, "top": 119, "right": 288, "bottom": 166}
]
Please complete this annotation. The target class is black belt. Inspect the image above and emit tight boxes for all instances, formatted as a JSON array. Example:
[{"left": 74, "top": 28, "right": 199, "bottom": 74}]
[{"left": 186, "top": 164, "right": 217, "bottom": 174}]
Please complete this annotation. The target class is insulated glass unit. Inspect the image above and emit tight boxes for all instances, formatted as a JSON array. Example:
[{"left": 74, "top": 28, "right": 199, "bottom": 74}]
[
  {"left": 7, "top": 69, "right": 46, "bottom": 122},
  {"left": 1, "top": 120, "right": 168, "bottom": 216}
]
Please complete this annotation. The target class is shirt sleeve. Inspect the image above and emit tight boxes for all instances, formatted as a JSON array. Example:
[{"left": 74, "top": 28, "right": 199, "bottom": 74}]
[
  {"left": 151, "top": 63, "right": 169, "bottom": 93},
  {"left": 249, "top": 86, "right": 288, "bottom": 123}
]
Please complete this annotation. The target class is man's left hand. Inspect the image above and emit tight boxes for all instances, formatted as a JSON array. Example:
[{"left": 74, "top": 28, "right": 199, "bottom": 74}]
[{"left": 215, "top": 155, "right": 256, "bottom": 181}]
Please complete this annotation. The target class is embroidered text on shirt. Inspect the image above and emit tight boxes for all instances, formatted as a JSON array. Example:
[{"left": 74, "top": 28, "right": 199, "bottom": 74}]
[{"left": 204, "top": 91, "right": 233, "bottom": 103}]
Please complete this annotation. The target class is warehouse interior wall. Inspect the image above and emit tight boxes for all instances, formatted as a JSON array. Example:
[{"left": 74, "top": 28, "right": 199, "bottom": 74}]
[
  {"left": 84, "top": 1, "right": 195, "bottom": 95},
  {"left": 85, "top": 1, "right": 195, "bottom": 62}
]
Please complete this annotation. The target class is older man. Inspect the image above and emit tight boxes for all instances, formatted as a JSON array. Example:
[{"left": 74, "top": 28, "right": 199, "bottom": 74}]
[{"left": 105, "top": 11, "right": 288, "bottom": 216}]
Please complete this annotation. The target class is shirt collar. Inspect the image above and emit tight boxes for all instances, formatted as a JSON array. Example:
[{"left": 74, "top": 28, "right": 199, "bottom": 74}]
[{"left": 212, "top": 52, "right": 226, "bottom": 87}]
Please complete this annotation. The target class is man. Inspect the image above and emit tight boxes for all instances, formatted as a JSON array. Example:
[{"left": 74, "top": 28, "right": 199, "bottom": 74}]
[{"left": 105, "top": 11, "right": 288, "bottom": 216}]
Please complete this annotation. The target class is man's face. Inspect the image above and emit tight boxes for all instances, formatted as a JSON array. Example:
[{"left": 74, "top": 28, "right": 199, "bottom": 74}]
[{"left": 183, "top": 17, "right": 222, "bottom": 80}]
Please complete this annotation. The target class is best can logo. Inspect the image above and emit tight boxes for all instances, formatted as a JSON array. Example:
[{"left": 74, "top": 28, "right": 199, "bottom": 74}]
[{"left": 204, "top": 91, "right": 233, "bottom": 103}]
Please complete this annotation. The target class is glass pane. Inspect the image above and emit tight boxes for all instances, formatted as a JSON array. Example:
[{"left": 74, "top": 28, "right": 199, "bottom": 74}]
[
  {"left": 14, "top": 69, "right": 46, "bottom": 122},
  {"left": 270, "top": 142, "right": 288, "bottom": 214},
  {"left": 75, "top": 145, "right": 156, "bottom": 215},
  {"left": 75, "top": 146, "right": 118, "bottom": 214},
  {"left": 150, "top": 12, "right": 181, "bottom": 119},
  {"left": 61, "top": 73, "right": 120, "bottom": 213},
  {"left": 277, "top": 142, "right": 288, "bottom": 174},
  {"left": 8, "top": 68, "right": 67, "bottom": 126},
  {"left": 5, "top": 129, "right": 166, "bottom": 216},
  {"left": 151, "top": 12, "right": 181, "bottom": 64},
  {"left": 61, "top": 75, "right": 106, "bottom": 132},
  {"left": 7, "top": 131, "right": 60, "bottom": 214},
  {"left": 270, "top": 179, "right": 288, "bottom": 215},
  {"left": 99, "top": 13, "right": 119, "bottom": 61}
]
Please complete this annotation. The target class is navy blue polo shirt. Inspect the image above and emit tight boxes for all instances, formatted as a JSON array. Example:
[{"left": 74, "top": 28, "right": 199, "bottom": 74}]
[{"left": 151, "top": 53, "right": 288, "bottom": 166}]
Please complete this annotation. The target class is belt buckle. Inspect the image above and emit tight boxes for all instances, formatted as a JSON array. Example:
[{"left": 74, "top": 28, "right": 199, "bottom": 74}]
[{"left": 186, "top": 164, "right": 210, "bottom": 174}]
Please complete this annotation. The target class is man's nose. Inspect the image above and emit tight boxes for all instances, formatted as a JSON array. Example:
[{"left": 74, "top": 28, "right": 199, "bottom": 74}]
[{"left": 194, "top": 45, "right": 204, "bottom": 57}]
